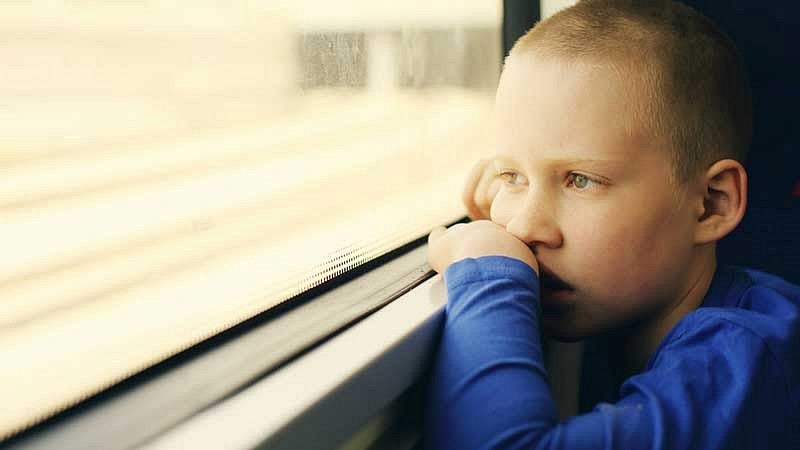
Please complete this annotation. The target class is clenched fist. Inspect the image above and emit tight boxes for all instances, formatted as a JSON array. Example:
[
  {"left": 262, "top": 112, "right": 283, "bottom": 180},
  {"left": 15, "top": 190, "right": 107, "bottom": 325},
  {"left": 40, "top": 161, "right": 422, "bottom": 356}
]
[{"left": 427, "top": 220, "right": 539, "bottom": 275}]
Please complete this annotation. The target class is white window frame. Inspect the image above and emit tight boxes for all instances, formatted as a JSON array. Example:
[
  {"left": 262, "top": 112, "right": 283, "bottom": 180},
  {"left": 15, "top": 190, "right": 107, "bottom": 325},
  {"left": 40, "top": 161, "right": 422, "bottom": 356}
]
[{"left": 141, "top": 245, "right": 445, "bottom": 450}]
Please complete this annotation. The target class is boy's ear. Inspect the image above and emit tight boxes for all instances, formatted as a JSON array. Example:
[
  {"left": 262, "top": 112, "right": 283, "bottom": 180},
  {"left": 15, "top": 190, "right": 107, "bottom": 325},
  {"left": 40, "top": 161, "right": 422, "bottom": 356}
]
[{"left": 694, "top": 159, "right": 747, "bottom": 244}]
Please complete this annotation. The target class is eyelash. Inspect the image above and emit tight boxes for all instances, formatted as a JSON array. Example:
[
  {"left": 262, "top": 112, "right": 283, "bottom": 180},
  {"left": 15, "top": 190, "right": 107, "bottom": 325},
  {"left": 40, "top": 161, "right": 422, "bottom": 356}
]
[
  {"left": 498, "top": 170, "right": 525, "bottom": 185},
  {"left": 497, "top": 170, "right": 606, "bottom": 192},
  {"left": 565, "top": 172, "right": 605, "bottom": 191}
]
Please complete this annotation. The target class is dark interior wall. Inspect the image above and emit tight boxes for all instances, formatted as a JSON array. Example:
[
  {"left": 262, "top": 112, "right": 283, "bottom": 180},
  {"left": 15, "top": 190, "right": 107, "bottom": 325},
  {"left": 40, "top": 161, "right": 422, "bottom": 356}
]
[
  {"left": 682, "top": 1, "right": 799, "bottom": 282},
  {"left": 503, "top": 0, "right": 541, "bottom": 58}
]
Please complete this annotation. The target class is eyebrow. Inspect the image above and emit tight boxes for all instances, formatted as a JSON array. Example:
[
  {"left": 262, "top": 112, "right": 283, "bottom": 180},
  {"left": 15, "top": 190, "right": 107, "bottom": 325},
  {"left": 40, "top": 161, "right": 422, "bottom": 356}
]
[
  {"left": 493, "top": 156, "right": 625, "bottom": 167},
  {"left": 549, "top": 157, "right": 626, "bottom": 167}
]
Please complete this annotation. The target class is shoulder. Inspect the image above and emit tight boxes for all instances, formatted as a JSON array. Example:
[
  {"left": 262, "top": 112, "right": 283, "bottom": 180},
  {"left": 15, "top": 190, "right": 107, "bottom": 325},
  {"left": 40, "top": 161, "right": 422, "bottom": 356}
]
[
  {"left": 652, "top": 310, "right": 786, "bottom": 381},
  {"left": 690, "top": 267, "right": 800, "bottom": 359},
  {"left": 636, "top": 300, "right": 799, "bottom": 445},
  {"left": 674, "top": 266, "right": 800, "bottom": 355},
  {"left": 736, "top": 266, "right": 800, "bottom": 314},
  {"left": 652, "top": 267, "right": 800, "bottom": 417}
]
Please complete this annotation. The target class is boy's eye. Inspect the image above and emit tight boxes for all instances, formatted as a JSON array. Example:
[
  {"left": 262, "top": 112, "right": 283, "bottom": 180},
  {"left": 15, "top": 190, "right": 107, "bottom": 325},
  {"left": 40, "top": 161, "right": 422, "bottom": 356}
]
[
  {"left": 498, "top": 170, "right": 528, "bottom": 186},
  {"left": 566, "top": 172, "right": 602, "bottom": 191}
]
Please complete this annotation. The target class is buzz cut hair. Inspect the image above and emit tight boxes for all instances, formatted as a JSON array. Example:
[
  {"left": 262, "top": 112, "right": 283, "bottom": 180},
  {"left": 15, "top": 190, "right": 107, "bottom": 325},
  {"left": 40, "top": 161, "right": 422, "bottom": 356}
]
[{"left": 509, "top": 0, "right": 753, "bottom": 182}]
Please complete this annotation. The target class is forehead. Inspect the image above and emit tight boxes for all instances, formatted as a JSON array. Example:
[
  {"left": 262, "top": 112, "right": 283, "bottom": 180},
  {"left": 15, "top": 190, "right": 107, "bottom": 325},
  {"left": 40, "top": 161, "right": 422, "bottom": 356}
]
[{"left": 495, "top": 53, "right": 657, "bottom": 166}]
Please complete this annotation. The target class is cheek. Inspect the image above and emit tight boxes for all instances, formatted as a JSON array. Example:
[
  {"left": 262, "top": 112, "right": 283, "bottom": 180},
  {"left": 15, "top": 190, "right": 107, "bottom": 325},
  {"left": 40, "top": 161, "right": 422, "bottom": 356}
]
[
  {"left": 563, "top": 215, "right": 627, "bottom": 282},
  {"left": 570, "top": 202, "right": 692, "bottom": 299},
  {"left": 562, "top": 205, "right": 632, "bottom": 257}
]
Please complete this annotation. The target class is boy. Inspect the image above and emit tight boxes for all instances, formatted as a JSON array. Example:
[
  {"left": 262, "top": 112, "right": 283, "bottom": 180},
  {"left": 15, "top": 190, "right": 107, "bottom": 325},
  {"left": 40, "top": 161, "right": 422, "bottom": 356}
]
[{"left": 424, "top": 1, "right": 800, "bottom": 449}]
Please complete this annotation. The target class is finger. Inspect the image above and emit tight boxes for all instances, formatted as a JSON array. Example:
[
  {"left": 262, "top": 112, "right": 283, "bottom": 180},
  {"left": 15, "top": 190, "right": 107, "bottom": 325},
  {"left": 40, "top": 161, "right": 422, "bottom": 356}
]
[
  {"left": 428, "top": 226, "right": 447, "bottom": 245},
  {"left": 462, "top": 159, "right": 491, "bottom": 220},
  {"left": 486, "top": 177, "right": 501, "bottom": 207},
  {"left": 462, "top": 160, "right": 488, "bottom": 206},
  {"left": 474, "top": 178, "right": 501, "bottom": 220},
  {"left": 474, "top": 169, "right": 499, "bottom": 219}
]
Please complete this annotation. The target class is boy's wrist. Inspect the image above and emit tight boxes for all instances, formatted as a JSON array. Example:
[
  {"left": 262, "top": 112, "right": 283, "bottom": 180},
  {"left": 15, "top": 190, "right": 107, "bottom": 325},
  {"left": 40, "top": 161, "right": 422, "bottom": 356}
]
[
  {"left": 444, "top": 255, "right": 540, "bottom": 293},
  {"left": 427, "top": 220, "right": 539, "bottom": 275}
]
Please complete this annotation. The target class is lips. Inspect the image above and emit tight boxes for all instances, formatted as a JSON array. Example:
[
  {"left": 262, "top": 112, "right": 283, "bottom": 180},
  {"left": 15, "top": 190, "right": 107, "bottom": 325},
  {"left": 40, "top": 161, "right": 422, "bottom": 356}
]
[
  {"left": 538, "top": 265, "right": 572, "bottom": 291},
  {"left": 537, "top": 264, "right": 575, "bottom": 312}
]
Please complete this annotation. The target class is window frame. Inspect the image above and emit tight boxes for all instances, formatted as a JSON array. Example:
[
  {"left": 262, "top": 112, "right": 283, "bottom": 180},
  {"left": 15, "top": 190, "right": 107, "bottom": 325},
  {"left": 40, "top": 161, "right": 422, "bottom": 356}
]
[
  {"left": 2, "top": 239, "right": 437, "bottom": 450},
  {"left": 139, "top": 243, "right": 446, "bottom": 450}
]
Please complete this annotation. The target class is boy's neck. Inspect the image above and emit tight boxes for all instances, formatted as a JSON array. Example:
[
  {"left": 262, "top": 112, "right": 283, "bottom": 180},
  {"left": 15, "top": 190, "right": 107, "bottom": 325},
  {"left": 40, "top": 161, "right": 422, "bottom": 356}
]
[{"left": 607, "top": 247, "right": 718, "bottom": 381}]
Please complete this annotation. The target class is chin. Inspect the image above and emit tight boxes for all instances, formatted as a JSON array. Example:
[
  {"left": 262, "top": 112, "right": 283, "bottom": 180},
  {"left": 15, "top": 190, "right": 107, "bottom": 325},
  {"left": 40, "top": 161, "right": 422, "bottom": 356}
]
[
  {"left": 546, "top": 333, "right": 585, "bottom": 343},
  {"left": 543, "top": 329, "right": 586, "bottom": 343},
  {"left": 541, "top": 312, "right": 600, "bottom": 342}
]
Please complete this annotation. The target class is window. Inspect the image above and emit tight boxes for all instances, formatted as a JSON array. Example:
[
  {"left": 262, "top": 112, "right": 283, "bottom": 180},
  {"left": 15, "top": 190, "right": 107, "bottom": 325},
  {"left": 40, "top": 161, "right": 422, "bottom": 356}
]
[
  {"left": 0, "top": 1, "right": 500, "bottom": 440},
  {"left": 541, "top": 0, "right": 578, "bottom": 18}
]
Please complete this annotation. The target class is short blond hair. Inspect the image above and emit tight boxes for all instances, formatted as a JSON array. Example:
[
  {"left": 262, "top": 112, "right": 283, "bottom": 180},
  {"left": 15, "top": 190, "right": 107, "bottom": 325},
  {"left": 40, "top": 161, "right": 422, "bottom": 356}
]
[{"left": 510, "top": 0, "right": 752, "bottom": 182}]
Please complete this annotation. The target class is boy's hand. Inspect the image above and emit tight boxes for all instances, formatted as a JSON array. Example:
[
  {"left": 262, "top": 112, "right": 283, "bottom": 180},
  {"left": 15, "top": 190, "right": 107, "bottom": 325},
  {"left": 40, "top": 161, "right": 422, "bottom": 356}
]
[
  {"left": 428, "top": 220, "right": 539, "bottom": 275},
  {"left": 463, "top": 158, "right": 501, "bottom": 220}
]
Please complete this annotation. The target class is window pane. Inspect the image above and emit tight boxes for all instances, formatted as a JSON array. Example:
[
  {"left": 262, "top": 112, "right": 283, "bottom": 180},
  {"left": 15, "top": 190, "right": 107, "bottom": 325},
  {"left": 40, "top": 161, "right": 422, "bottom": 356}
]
[
  {"left": 0, "top": 1, "right": 500, "bottom": 439},
  {"left": 542, "top": 0, "right": 578, "bottom": 19}
]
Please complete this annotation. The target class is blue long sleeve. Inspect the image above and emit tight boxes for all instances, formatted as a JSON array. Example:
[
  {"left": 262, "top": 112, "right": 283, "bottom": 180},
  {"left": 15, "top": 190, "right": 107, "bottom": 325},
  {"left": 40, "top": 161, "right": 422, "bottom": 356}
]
[{"left": 423, "top": 256, "right": 799, "bottom": 450}]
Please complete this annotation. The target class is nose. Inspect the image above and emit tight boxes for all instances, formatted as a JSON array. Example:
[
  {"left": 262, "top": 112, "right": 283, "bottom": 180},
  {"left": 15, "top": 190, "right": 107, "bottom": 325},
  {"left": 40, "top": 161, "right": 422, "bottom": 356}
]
[{"left": 504, "top": 195, "right": 563, "bottom": 250}]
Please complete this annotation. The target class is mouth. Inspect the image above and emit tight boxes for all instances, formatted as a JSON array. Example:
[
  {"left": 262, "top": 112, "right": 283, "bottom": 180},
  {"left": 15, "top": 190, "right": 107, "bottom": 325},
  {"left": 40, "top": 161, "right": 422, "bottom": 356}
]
[
  {"left": 538, "top": 265, "right": 575, "bottom": 310},
  {"left": 539, "top": 265, "right": 572, "bottom": 290}
]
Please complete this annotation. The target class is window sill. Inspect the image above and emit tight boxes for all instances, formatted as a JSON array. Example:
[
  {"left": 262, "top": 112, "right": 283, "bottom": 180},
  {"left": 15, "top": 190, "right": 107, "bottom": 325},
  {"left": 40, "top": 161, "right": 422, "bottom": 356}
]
[
  {"left": 4, "top": 240, "right": 444, "bottom": 450},
  {"left": 141, "top": 253, "right": 446, "bottom": 449}
]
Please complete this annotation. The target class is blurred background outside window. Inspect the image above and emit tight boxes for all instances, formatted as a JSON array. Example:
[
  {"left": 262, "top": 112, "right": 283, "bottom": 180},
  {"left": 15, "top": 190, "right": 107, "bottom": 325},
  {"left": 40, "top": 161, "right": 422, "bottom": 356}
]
[{"left": 0, "top": 0, "right": 501, "bottom": 440}]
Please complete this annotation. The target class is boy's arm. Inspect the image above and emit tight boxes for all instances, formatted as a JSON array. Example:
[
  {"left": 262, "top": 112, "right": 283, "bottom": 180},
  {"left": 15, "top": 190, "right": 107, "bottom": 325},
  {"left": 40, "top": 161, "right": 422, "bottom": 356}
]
[
  {"left": 424, "top": 255, "right": 559, "bottom": 449},
  {"left": 424, "top": 255, "right": 644, "bottom": 449},
  {"left": 424, "top": 255, "right": 791, "bottom": 450}
]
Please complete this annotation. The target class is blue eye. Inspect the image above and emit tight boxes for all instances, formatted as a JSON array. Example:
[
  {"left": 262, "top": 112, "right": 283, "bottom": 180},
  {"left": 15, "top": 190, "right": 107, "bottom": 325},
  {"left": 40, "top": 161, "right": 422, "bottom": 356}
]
[
  {"left": 567, "top": 172, "right": 601, "bottom": 190},
  {"left": 573, "top": 174, "right": 590, "bottom": 189}
]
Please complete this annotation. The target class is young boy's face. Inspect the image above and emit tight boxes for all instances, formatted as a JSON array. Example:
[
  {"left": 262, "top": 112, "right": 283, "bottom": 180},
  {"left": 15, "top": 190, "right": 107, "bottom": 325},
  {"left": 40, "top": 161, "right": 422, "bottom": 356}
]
[{"left": 491, "top": 54, "right": 703, "bottom": 340}]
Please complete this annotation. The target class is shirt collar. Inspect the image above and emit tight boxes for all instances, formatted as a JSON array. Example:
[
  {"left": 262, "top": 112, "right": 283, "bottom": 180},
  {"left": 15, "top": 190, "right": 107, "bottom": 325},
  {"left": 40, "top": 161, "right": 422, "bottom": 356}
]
[{"left": 700, "top": 264, "right": 753, "bottom": 309}]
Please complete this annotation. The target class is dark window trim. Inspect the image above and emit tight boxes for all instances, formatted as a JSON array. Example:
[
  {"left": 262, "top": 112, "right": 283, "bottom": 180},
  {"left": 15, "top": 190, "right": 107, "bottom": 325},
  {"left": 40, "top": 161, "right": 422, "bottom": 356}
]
[
  {"left": 503, "top": 0, "right": 540, "bottom": 58},
  {"left": 140, "top": 243, "right": 447, "bottom": 450}
]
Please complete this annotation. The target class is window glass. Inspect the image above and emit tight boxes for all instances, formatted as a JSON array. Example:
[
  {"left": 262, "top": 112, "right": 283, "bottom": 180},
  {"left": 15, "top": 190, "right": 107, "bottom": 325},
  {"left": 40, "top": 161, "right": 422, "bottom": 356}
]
[
  {"left": 541, "top": 0, "right": 578, "bottom": 18},
  {"left": 0, "top": 1, "right": 499, "bottom": 439}
]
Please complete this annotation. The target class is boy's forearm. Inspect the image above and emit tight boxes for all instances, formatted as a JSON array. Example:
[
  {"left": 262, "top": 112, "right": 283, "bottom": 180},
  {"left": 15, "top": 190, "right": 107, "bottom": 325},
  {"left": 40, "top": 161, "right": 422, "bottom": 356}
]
[
  {"left": 423, "top": 257, "right": 682, "bottom": 450},
  {"left": 424, "top": 256, "right": 559, "bottom": 449}
]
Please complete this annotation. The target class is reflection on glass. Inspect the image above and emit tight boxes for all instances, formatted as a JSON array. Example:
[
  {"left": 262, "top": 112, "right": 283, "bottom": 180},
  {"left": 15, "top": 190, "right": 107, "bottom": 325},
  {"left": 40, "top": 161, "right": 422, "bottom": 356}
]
[{"left": 0, "top": 1, "right": 500, "bottom": 439}]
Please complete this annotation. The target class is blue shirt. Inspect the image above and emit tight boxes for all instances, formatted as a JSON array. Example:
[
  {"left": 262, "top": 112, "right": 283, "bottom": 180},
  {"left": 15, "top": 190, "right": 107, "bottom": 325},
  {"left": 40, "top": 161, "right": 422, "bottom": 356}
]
[{"left": 424, "top": 256, "right": 800, "bottom": 450}]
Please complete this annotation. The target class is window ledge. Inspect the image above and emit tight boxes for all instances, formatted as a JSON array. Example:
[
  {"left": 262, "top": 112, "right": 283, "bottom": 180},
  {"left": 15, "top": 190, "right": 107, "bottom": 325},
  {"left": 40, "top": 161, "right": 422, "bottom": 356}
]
[{"left": 141, "top": 270, "right": 447, "bottom": 449}]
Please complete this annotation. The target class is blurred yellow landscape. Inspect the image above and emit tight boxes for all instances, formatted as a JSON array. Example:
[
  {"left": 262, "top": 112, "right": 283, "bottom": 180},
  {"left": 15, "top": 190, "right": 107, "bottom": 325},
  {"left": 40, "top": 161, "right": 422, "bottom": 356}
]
[{"left": 0, "top": 1, "right": 500, "bottom": 439}]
